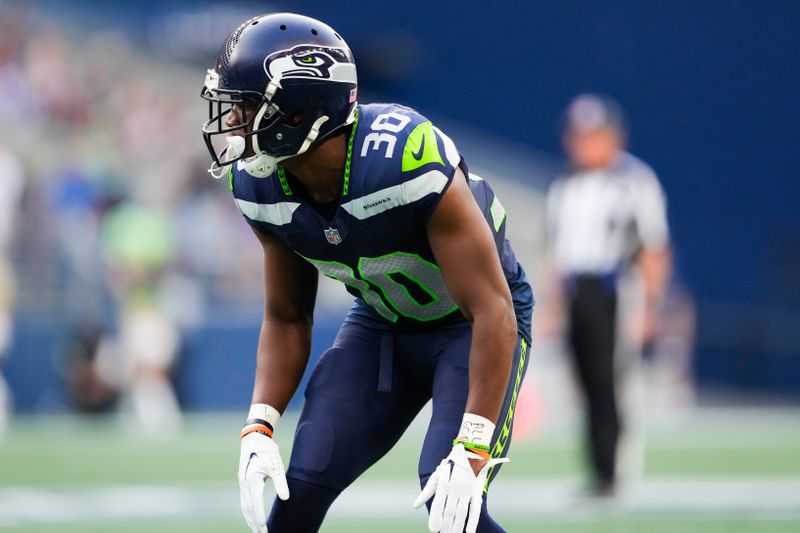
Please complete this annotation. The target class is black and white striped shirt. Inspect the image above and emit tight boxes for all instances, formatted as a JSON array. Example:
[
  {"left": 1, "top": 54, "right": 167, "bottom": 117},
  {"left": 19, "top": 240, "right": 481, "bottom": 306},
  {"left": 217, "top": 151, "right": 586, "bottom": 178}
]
[{"left": 546, "top": 152, "right": 669, "bottom": 276}]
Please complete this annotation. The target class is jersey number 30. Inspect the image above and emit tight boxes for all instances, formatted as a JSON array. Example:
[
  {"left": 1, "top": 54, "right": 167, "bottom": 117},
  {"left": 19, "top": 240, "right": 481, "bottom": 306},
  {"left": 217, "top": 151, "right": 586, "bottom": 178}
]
[
  {"left": 360, "top": 112, "right": 412, "bottom": 159},
  {"left": 305, "top": 252, "right": 457, "bottom": 322}
]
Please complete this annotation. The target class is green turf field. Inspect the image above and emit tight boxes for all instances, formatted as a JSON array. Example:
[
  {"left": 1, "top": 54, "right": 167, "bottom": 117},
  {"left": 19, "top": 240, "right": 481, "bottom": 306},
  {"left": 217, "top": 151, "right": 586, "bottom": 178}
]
[{"left": 1, "top": 406, "right": 799, "bottom": 532}]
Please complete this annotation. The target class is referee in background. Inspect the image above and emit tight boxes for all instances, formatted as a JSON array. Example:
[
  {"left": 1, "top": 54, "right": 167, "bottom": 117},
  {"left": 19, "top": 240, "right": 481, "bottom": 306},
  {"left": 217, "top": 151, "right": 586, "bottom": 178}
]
[{"left": 545, "top": 94, "right": 671, "bottom": 496}]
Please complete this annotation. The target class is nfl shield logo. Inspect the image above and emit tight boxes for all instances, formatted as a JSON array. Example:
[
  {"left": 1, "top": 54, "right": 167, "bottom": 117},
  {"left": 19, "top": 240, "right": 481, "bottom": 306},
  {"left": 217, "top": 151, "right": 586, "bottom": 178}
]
[{"left": 324, "top": 227, "right": 343, "bottom": 245}]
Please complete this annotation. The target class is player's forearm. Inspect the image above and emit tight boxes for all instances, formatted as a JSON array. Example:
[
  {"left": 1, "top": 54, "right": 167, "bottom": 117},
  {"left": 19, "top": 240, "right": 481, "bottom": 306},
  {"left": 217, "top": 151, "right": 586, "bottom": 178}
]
[
  {"left": 464, "top": 299, "right": 517, "bottom": 423},
  {"left": 251, "top": 318, "right": 312, "bottom": 413}
]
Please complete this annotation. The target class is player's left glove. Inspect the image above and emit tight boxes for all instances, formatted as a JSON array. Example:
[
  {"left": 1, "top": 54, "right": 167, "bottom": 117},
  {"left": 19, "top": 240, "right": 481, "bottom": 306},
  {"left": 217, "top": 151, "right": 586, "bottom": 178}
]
[{"left": 413, "top": 414, "right": 508, "bottom": 533}]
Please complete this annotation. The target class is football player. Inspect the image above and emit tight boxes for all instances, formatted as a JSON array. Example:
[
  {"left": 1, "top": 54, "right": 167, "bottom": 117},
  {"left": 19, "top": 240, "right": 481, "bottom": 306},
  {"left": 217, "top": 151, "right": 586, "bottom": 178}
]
[{"left": 201, "top": 13, "right": 534, "bottom": 533}]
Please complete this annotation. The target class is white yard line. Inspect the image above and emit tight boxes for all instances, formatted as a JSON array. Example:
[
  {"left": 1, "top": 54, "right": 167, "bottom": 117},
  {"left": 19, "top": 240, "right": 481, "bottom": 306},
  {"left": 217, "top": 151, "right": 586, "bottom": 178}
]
[{"left": 1, "top": 478, "right": 799, "bottom": 525}]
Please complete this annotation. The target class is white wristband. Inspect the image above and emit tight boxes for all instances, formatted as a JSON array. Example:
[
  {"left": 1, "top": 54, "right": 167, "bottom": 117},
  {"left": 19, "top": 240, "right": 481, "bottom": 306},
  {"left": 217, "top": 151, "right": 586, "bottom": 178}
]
[
  {"left": 247, "top": 403, "right": 281, "bottom": 430},
  {"left": 457, "top": 413, "right": 496, "bottom": 447}
]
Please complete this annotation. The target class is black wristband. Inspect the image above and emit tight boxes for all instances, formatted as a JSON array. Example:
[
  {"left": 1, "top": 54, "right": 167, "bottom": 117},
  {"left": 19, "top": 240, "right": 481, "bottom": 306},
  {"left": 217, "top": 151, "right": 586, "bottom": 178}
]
[{"left": 243, "top": 418, "right": 274, "bottom": 433}]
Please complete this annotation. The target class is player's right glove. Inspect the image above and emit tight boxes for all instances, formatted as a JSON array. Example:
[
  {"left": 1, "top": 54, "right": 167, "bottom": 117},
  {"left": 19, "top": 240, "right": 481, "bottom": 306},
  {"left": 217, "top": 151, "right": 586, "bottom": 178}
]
[
  {"left": 238, "top": 404, "right": 289, "bottom": 533},
  {"left": 413, "top": 413, "right": 507, "bottom": 533},
  {"left": 414, "top": 443, "right": 507, "bottom": 533}
]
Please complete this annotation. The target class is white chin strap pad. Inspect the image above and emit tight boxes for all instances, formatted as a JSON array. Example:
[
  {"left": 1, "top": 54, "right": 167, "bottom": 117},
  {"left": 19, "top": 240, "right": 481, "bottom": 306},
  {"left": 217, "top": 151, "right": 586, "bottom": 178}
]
[{"left": 242, "top": 152, "right": 280, "bottom": 177}]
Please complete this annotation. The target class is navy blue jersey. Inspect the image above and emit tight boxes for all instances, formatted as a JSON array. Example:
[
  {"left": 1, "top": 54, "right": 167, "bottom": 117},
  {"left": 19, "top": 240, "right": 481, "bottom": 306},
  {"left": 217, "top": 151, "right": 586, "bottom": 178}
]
[{"left": 231, "top": 103, "right": 533, "bottom": 340}]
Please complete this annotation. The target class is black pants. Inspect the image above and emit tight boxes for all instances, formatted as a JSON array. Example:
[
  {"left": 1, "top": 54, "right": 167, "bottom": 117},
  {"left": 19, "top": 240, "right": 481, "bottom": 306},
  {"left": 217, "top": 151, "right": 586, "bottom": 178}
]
[{"left": 567, "top": 276, "right": 620, "bottom": 487}]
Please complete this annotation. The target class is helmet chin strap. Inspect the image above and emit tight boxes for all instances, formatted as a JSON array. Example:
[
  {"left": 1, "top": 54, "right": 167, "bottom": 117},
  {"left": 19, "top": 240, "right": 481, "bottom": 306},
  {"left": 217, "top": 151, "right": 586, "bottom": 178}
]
[
  {"left": 208, "top": 161, "right": 229, "bottom": 180},
  {"left": 298, "top": 115, "right": 330, "bottom": 154}
]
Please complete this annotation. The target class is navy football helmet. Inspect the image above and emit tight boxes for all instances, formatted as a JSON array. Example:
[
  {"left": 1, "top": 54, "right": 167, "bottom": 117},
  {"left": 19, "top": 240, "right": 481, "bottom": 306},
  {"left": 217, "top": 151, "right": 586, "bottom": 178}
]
[{"left": 201, "top": 13, "right": 358, "bottom": 178}]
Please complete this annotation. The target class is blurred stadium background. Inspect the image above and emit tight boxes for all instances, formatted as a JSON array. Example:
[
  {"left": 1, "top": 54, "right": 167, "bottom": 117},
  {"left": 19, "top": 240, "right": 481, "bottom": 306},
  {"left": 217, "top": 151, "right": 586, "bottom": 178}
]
[{"left": 0, "top": 0, "right": 798, "bottom": 531}]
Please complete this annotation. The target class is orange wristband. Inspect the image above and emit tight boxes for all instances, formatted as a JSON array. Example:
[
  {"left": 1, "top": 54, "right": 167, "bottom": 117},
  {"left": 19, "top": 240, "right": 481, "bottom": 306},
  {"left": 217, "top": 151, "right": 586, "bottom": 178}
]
[{"left": 240, "top": 424, "right": 273, "bottom": 439}]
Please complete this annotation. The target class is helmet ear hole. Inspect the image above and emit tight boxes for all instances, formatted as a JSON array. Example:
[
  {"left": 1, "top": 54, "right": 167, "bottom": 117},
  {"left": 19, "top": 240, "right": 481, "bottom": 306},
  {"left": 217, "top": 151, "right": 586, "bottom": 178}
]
[{"left": 286, "top": 111, "right": 305, "bottom": 128}]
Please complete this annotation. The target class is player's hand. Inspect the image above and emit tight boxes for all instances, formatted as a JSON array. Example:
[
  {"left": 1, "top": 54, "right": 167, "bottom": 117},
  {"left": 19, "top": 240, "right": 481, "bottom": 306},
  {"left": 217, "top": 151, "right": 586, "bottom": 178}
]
[
  {"left": 413, "top": 443, "right": 508, "bottom": 533},
  {"left": 238, "top": 431, "right": 289, "bottom": 533}
]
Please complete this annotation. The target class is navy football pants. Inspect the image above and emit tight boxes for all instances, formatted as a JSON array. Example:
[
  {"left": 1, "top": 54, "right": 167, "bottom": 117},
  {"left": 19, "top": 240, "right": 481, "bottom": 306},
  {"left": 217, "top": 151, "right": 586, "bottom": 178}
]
[{"left": 267, "top": 322, "right": 530, "bottom": 532}]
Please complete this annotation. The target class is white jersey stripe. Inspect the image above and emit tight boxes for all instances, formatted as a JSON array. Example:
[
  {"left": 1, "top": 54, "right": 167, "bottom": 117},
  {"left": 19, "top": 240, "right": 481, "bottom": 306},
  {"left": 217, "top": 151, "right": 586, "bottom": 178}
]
[
  {"left": 235, "top": 198, "right": 301, "bottom": 226},
  {"left": 341, "top": 170, "right": 449, "bottom": 220},
  {"left": 434, "top": 126, "right": 460, "bottom": 168}
]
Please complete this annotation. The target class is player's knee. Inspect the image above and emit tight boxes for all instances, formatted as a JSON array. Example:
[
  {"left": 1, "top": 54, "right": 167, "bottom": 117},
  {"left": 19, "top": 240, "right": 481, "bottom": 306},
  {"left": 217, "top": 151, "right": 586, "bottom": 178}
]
[
  {"left": 287, "top": 420, "right": 337, "bottom": 480},
  {"left": 268, "top": 477, "right": 340, "bottom": 532}
]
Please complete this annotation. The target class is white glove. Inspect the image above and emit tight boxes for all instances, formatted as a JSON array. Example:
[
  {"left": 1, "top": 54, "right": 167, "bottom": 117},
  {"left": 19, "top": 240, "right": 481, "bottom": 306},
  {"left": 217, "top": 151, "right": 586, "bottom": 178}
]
[
  {"left": 413, "top": 443, "right": 508, "bottom": 533},
  {"left": 238, "top": 407, "right": 289, "bottom": 533}
]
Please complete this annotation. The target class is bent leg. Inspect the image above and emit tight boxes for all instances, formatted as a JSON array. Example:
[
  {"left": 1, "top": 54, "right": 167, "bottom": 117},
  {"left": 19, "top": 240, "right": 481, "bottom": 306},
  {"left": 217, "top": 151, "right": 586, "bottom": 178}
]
[
  {"left": 416, "top": 327, "right": 531, "bottom": 532},
  {"left": 268, "top": 323, "right": 430, "bottom": 532},
  {"left": 267, "top": 478, "right": 339, "bottom": 533}
]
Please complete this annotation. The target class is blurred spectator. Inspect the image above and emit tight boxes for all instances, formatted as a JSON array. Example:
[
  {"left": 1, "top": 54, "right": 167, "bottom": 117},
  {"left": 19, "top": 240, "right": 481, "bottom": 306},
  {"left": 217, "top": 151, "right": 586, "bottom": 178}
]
[
  {"left": 101, "top": 200, "right": 182, "bottom": 437},
  {"left": 0, "top": 144, "right": 24, "bottom": 438},
  {"left": 57, "top": 325, "right": 120, "bottom": 414},
  {"left": 542, "top": 94, "right": 671, "bottom": 496},
  {"left": 0, "top": 3, "right": 265, "bottom": 417}
]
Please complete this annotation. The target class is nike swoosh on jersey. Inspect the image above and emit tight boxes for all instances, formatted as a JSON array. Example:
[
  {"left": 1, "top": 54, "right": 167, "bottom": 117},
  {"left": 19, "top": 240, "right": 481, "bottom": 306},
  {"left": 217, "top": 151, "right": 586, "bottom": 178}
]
[
  {"left": 402, "top": 121, "right": 445, "bottom": 172},
  {"left": 411, "top": 134, "right": 426, "bottom": 160}
]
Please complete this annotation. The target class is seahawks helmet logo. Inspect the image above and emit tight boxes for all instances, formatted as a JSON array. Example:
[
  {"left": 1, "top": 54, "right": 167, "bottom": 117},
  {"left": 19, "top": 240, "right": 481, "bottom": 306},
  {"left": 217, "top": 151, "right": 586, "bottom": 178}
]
[{"left": 263, "top": 45, "right": 356, "bottom": 82}]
